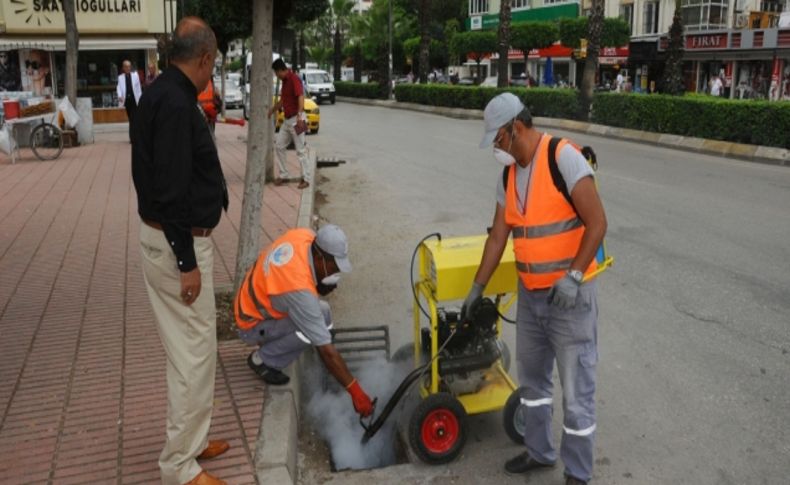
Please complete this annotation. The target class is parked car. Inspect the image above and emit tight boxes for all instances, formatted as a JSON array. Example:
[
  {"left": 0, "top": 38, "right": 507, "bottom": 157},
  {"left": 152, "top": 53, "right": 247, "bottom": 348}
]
[
  {"left": 223, "top": 73, "right": 244, "bottom": 109},
  {"left": 299, "top": 69, "right": 336, "bottom": 104}
]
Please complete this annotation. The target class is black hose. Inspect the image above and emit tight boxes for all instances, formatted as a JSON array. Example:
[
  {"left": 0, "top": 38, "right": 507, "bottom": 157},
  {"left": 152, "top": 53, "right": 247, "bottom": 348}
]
[
  {"left": 360, "top": 364, "right": 426, "bottom": 444},
  {"left": 410, "top": 233, "right": 441, "bottom": 320}
]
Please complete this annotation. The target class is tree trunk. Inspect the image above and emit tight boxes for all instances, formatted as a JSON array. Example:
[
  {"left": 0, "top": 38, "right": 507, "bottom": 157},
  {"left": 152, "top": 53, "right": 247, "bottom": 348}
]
[
  {"left": 523, "top": 53, "right": 530, "bottom": 85},
  {"left": 418, "top": 0, "right": 430, "bottom": 84},
  {"left": 300, "top": 32, "right": 307, "bottom": 71},
  {"left": 379, "top": 44, "right": 390, "bottom": 98},
  {"left": 661, "top": 0, "right": 686, "bottom": 95},
  {"left": 63, "top": 0, "right": 79, "bottom": 107},
  {"left": 354, "top": 45, "right": 362, "bottom": 82},
  {"left": 497, "top": 0, "right": 511, "bottom": 88},
  {"left": 475, "top": 59, "right": 482, "bottom": 84},
  {"left": 234, "top": 0, "right": 274, "bottom": 291},
  {"left": 579, "top": 0, "right": 604, "bottom": 120},
  {"left": 333, "top": 26, "right": 342, "bottom": 81}
]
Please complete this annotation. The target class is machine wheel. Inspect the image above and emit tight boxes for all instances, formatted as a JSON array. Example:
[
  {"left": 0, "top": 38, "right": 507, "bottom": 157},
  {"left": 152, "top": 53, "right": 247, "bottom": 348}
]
[
  {"left": 497, "top": 339, "right": 511, "bottom": 372},
  {"left": 503, "top": 386, "right": 529, "bottom": 445},
  {"left": 409, "top": 392, "right": 467, "bottom": 464}
]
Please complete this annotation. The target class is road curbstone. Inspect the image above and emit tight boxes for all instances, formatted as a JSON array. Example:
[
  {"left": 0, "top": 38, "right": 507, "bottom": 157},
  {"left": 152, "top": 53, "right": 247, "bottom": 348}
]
[{"left": 254, "top": 150, "right": 316, "bottom": 485}]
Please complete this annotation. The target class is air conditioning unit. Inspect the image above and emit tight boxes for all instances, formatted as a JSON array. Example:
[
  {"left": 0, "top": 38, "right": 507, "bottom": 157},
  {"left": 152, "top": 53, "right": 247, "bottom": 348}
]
[{"left": 734, "top": 13, "right": 749, "bottom": 29}]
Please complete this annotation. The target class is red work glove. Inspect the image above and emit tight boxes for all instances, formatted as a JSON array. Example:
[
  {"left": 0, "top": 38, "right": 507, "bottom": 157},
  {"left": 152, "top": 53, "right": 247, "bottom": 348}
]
[{"left": 346, "top": 379, "right": 374, "bottom": 417}]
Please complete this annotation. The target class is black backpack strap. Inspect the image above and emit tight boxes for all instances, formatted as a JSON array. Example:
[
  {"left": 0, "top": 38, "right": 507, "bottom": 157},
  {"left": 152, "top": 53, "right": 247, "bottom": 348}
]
[{"left": 547, "top": 137, "right": 576, "bottom": 214}]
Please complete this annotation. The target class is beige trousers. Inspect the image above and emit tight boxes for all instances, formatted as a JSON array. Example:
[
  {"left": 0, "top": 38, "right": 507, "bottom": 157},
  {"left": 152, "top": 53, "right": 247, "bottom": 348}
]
[{"left": 139, "top": 223, "right": 217, "bottom": 485}]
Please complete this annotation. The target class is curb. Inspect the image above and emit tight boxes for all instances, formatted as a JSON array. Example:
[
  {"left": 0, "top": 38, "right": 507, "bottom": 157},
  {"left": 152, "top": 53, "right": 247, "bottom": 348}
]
[
  {"left": 254, "top": 149, "right": 316, "bottom": 485},
  {"left": 337, "top": 96, "right": 790, "bottom": 167}
]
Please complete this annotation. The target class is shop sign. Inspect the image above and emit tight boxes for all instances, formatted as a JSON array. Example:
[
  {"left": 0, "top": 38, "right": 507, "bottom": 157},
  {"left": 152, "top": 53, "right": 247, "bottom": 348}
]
[
  {"left": 1, "top": 0, "right": 168, "bottom": 34},
  {"left": 470, "top": 16, "right": 482, "bottom": 31},
  {"left": 686, "top": 33, "right": 728, "bottom": 50}
]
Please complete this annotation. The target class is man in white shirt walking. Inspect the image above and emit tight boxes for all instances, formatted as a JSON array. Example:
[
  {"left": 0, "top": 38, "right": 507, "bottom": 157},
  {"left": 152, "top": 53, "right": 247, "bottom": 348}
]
[{"left": 117, "top": 60, "right": 143, "bottom": 142}]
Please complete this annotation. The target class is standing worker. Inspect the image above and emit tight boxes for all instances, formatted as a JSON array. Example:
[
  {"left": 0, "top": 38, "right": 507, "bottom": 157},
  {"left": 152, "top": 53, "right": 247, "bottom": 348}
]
[
  {"left": 131, "top": 17, "right": 230, "bottom": 485},
  {"left": 117, "top": 59, "right": 142, "bottom": 142},
  {"left": 198, "top": 77, "right": 221, "bottom": 132},
  {"left": 268, "top": 58, "right": 310, "bottom": 189},
  {"left": 234, "top": 224, "right": 374, "bottom": 418},
  {"left": 463, "top": 93, "right": 607, "bottom": 485}
]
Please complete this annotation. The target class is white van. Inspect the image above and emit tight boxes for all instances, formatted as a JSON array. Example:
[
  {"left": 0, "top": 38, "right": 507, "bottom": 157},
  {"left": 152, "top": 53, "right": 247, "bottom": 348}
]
[{"left": 299, "top": 69, "right": 336, "bottom": 105}]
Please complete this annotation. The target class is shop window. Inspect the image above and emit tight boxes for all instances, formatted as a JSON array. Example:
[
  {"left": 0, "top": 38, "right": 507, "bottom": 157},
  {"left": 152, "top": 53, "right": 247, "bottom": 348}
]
[
  {"left": 643, "top": 1, "right": 660, "bottom": 34},
  {"left": 620, "top": 3, "right": 634, "bottom": 32},
  {"left": 512, "top": 0, "right": 530, "bottom": 10},
  {"left": 681, "top": 0, "right": 729, "bottom": 31},
  {"left": 759, "top": 0, "right": 783, "bottom": 13},
  {"left": 469, "top": 0, "right": 489, "bottom": 15}
]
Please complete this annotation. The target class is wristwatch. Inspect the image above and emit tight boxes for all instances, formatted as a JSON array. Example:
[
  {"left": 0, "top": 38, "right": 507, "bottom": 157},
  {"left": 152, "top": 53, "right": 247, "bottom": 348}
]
[{"left": 567, "top": 269, "right": 584, "bottom": 284}]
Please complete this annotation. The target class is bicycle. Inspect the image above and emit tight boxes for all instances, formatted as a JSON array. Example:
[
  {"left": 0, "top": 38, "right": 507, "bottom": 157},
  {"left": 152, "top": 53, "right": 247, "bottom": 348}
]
[{"left": 29, "top": 113, "right": 64, "bottom": 161}]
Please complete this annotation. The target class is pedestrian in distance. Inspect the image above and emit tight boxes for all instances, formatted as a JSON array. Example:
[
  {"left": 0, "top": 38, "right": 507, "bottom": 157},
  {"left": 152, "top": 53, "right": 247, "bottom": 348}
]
[
  {"left": 269, "top": 57, "right": 310, "bottom": 189},
  {"left": 131, "top": 16, "right": 231, "bottom": 485},
  {"left": 145, "top": 62, "right": 159, "bottom": 88},
  {"left": 463, "top": 93, "right": 607, "bottom": 485},
  {"left": 117, "top": 59, "right": 142, "bottom": 142},
  {"left": 709, "top": 74, "right": 723, "bottom": 97},
  {"left": 234, "top": 224, "right": 375, "bottom": 419}
]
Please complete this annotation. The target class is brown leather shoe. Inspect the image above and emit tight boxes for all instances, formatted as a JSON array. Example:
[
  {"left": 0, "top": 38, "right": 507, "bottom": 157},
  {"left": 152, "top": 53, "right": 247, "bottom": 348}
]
[
  {"left": 197, "top": 440, "right": 230, "bottom": 460},
  {"left": 297, "top": 179, "right": 309, "bottom": 189},
  {"left": 183, "top": 470, "right": 227, "bottom": 485}
]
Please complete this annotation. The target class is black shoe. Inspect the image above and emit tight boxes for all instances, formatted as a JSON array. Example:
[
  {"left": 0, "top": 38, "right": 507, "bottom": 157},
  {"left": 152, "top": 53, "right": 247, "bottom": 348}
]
[
  {"left": 503, "top": 452, "right": 555, "bottom": 474},
  {"left": 247, "top": 353, "right": 290, "bottom": 385},
  {"left": 566, "top": 476, "right": 588, "bottom": 485}
]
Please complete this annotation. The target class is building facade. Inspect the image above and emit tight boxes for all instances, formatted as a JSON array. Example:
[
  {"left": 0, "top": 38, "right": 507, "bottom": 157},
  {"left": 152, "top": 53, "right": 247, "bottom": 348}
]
[{"left": 0, "top": 0, "right": 174, "bottom": 119}]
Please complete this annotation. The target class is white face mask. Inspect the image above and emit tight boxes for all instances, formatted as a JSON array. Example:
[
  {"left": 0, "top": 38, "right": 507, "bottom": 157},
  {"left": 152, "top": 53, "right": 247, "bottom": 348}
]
[
  {"left": 493, "top": 147, "right": 516, "bottom": 166},
  {"left": 321, "top": 273, "right": 341, "bottom": 286}
]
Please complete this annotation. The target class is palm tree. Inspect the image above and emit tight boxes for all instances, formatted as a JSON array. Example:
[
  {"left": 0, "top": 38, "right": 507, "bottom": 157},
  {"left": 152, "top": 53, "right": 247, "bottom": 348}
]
[
  {"left": 661, "top": 0, "right": 686, "bottom": 95},
  {"left": 579, "top": 0, "right": 604, "bottom": 119},
  {"left": 418, "top": 0, "right": 431, "bottom": 83},
  {"left": 332, "top": 0, "right": 356, "bottom": 81},
  {"left": 497, "top": 0, "right": 512, "bottom": 88}
]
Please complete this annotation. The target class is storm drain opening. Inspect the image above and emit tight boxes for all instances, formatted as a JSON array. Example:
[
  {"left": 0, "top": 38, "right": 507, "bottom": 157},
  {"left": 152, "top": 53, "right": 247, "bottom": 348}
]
[{"left": 299, "top": 327, "right": 415, "bottom": 472}]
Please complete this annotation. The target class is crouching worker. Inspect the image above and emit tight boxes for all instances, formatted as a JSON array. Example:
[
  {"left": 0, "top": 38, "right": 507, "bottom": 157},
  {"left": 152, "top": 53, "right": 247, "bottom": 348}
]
[{"left": 234, "top": 224, "right": 374, "bottom": 417}]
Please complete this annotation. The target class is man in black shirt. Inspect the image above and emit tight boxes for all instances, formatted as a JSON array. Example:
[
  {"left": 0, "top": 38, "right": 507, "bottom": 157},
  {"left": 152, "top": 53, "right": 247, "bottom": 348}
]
[{"left": 132, "top": 16, "right": 230, "bottom": 485}]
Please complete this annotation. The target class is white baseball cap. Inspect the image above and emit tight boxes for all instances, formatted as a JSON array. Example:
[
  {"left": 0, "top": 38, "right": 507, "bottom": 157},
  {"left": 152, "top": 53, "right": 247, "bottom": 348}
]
[
  {"left": 479, "top": 92, "right": 527, "bottom": 148},
  {"left": 316, "top": 224, "right": 352, "bottom": 273}
]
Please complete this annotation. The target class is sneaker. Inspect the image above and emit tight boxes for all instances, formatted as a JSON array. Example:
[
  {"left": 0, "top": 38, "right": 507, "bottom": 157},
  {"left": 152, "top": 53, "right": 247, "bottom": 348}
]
[
  {"left": 247, "top": 353, "right": 290, "bottom": 385},
  {"left": 566, "top": 476, "right": 588, "bottom": 485},
  {"left": 504, "top": 451, "right": 555, "bottom": 475}
]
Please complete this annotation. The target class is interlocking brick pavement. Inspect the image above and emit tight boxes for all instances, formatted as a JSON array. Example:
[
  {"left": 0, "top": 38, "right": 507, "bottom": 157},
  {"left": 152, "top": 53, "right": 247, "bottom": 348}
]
[{"left": 0, "top": 123, "right": 307, "bottom": 484}]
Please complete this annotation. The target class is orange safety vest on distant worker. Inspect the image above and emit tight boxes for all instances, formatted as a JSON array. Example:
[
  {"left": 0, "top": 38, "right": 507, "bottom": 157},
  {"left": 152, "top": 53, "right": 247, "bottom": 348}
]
[
  {"left": 234, "top": 228, "right": 318, "bottom": 330},
  {"left": 198, "top": 79, "right": 218, "bottom": 121},
  {"left": 504, "top": 136, "right": 597, "bottom": 290}
]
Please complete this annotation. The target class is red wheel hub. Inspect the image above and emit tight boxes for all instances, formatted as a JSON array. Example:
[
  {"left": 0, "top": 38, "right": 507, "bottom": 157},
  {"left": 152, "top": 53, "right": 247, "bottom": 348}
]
[{"left": 421, "top": 408, "right": 460, "bottom": 454}]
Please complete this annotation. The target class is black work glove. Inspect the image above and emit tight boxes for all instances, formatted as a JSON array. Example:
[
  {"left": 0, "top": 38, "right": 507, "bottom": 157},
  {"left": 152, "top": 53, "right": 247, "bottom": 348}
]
[{"left": 461, "top": 282, "right": 484, "bottom": 322}]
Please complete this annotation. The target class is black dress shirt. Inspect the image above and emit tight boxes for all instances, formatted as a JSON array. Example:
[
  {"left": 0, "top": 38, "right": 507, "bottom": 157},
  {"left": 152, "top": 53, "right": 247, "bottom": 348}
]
[{"left": 131, "top": 66, "right": 228, "bottom": 272}]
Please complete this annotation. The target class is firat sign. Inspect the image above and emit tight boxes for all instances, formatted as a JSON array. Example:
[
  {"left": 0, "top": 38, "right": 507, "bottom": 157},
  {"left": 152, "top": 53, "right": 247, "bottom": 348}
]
[{"left": 686, "top": 34, "right": 728, "bottom": 49}]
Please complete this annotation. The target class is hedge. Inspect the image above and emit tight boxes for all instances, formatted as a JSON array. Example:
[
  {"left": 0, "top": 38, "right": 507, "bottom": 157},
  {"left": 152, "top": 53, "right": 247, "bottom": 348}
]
[
  {"left": 394, "top": 84, "right": 580, "bottom": 119},
  {"left": 593, "top": 93, "right": 790, "bottom": 149},
  {"left": 334, "top": 81, "right": 386, "bottom": 99}
]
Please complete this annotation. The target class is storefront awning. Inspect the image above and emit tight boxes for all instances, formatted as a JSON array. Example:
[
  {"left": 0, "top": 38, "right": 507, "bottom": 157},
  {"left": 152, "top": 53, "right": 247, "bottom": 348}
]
[{"left": 0, "top": 36, "right": 158, "bottom": 51}]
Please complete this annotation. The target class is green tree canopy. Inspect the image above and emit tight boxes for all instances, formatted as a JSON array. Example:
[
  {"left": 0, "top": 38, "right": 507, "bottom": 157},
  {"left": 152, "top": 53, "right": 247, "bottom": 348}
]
[
  {"left": 558, "top": 17, "right": 631, "bottom": 49},
  {"left": 184, "top": 0, "right": 252, "bottom": 53},
  {"left": 450, "top": 30, "right": 497, "bottom": 63},
  {"left": 510, "top": 21, "right": 558, "bottom": 54}
]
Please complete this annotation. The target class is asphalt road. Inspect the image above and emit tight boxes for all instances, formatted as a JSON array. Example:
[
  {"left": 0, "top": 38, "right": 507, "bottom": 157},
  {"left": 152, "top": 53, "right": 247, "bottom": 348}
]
[{"left": 301, "top": 101, "right": 790, "bottom": 485}]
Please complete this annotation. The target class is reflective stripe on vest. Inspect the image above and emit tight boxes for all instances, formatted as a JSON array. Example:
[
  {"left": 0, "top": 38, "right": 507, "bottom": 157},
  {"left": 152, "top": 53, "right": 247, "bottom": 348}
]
[
  {"left": 504, "top": 136, "right": 596, "bottom": 290},
  {"left": 234, "top": 228, "right": 318, "bottom": 330}
]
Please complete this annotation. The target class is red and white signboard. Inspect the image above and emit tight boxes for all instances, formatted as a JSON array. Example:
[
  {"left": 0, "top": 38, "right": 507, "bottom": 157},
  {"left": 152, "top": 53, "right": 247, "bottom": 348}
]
[{"left": 686, "top": 33, "right": 728, "bottom": 50}]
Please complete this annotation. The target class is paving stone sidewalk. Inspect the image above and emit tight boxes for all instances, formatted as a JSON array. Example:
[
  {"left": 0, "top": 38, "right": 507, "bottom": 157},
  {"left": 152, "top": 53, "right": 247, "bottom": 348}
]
[{"left": 0, "top": 123, "right": 306, "bottom": 484}]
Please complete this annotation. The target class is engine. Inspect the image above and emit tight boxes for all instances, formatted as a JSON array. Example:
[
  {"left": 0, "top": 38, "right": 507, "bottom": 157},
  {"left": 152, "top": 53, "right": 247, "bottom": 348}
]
[{"left": 421, "top": 298, "right": 502, "bottom": 395}]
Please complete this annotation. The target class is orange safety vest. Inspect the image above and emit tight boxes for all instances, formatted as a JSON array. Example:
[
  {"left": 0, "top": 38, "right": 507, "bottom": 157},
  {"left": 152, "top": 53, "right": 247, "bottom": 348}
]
[
  {"left": 234, "top": 228, "right": 318, "bottom": 330},
  {"left": 198, "top": 80, "right": 217, "bottom": 120},
  {"left": 504, "top": 136, "right": 597, "bottom": 290}
]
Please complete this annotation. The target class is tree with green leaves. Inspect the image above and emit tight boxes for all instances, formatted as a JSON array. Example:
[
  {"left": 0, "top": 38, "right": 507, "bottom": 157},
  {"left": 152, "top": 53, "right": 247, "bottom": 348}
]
[
  {"left": 661, "top": 0, "right": 686, "bottom": 95},
  {"left": 510, "top": 22, "right": 558, "bottom": 84},
  {"left": 332, "top": 0, "right": 356, "bottom": 81},
  {"left": 418, "top": 0, "right": 431, "bottom": 83},
  {"left": 558, "top": 17, "right": 631, "bottom": 50},
  {"left": 62, "top": 0, "right": 78, "bottom": 107},
  {"left": 451, "top": 31, "right": 497, "bottom": 84},
  {"left": 497, "top": 0, "right": 512, "bottom": 88}
]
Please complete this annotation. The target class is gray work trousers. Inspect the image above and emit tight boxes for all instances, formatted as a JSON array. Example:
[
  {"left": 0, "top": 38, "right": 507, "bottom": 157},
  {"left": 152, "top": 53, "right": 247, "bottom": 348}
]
[
  {"left": 237, "top": 300, "right": 332, "bottom": 369},
  {"left": 516, "top": 280, "right": 598, "bottom": 482}
]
